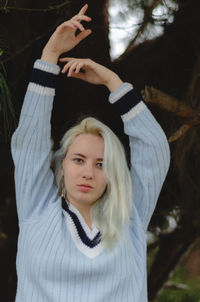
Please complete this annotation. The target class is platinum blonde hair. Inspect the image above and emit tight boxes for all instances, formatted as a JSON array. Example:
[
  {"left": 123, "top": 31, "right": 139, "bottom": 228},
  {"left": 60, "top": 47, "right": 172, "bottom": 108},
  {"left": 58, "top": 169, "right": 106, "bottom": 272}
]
[{"left": 52, "top": 117, "right": 133, "bottom": 249}]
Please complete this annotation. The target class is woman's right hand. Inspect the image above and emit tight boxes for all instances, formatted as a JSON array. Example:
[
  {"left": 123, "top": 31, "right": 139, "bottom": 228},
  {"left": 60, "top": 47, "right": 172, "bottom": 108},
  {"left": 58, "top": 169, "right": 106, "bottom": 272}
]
[
  {"left": 60, "top": 57, "right": 123, "bottom": 92},
  {"left": 41, "top": 4, "right": 92, "bottom": 64}
]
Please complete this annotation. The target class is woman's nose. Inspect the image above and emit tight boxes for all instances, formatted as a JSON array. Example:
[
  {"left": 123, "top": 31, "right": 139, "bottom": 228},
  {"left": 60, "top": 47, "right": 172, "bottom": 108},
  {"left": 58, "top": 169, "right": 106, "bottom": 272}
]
[{"left": 82, "top": 164, "right": 94, "bottom": 180}]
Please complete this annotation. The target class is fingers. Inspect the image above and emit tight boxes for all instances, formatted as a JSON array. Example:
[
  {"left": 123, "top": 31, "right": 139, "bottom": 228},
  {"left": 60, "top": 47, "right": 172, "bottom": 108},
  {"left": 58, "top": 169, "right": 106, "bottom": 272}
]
[
  {"left": 60, "top": 58, "right": 77, "bottom": 75},
  {"left": 58, "top": 4, "right": 91, "bottom": 33},
  {"left": 60, "top": 22, "right": 77, "bottom": 31},
  {"left": 62, "top": 19, "right": 88, "bottom": 32},
  {"left": 78, "top": 3, "right": 88, "bottom": 15},
  {"left": 72, "top": 3, "right": 91, "bottom": 23},
  {"left": 70, "top": 15, "right": 92, "bottom": 31},
  {"left": 59, "top": 57, "right": 92, "bottom": 64},
  {"left": 71, "top": 4, "right": 92, "bottom": 30},
  {"left": 75, "top": 62, "right": 85, "bottom": 74},
  {"left": 67, "top": 62, "right": 79, "bottom": 77},
  {"left": 70, "top": 20, "right": 85, "bottom": 31},
  {"left": 59, "top": 6, "right": 91, "bottom": 32},
  {"left": 76, "top": 28, "right": 92, "bottom": 42},
  {"left": 59, "top": 57, "right": 74, "bottom": 62},
  {"left": 60, "top": 58, "right": 91, "bottom": 77},
  {"left": 71, "top": 15, "right": 91, "bottom": 22},
  {"left": 68, "top": 14, "right": 91, "bottom": 33},
  {"left": 61, "top": 60, "right": 82, "bottom": 77}
]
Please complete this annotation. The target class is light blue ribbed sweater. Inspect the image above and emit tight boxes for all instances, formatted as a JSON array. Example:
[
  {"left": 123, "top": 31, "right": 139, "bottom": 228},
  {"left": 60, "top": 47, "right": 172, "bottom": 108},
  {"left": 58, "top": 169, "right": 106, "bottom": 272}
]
[{"left": 11, "top": 59, "right": 170, "bottom": 302}]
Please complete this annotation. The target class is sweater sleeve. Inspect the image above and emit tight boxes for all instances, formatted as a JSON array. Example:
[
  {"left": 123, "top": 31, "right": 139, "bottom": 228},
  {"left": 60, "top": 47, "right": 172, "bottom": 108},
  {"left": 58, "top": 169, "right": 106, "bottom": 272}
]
[
  {"left": 109, "top": 83, "right": 170, "bottom": 232},
  {"left": 11, "top": 59, "right": 61, "bottom": 222}
]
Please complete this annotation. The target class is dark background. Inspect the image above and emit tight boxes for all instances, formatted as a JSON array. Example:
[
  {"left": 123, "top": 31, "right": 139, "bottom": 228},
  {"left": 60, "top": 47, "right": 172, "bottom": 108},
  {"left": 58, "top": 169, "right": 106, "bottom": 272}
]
[{"left": 0, "top": 0, "right": 200, "bottom": 300}]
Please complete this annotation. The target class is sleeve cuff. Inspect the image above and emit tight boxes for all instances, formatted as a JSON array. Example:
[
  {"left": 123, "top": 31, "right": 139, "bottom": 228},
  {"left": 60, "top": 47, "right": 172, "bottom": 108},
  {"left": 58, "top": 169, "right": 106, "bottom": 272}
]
[
  {"left": 30, "top": 59, "right": 60, "bottom": 90},
  {"left": 34, "top": 59, "right": 60, "bottom": 75},
  {"left": 108, "top": 82, "right": 133, "bottom": 104},
  {"left": 109, "top": 82, "right": 143, "bottom": 117}
]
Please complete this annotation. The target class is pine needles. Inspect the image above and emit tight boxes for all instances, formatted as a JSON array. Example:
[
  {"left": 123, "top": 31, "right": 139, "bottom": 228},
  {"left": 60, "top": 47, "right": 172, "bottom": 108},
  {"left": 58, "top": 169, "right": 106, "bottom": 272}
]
[{"left": 0, "top": 48, "right": 16, "bottom": 140}]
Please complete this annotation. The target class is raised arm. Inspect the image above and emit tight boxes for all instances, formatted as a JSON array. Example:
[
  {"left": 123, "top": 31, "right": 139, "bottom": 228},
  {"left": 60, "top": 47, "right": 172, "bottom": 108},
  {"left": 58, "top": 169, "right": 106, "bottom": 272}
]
[
  {"left": 59, "top": 57, "right": 170, "bottom": 232},
  {"left": 11, "top": 5, "right": 92, "bottom": 222},
  {"left": 11, "top": 61, "right": 60, "bottom": 222},
  {"left": 109, "top": 84, "right": 170, "bottom": 232}
]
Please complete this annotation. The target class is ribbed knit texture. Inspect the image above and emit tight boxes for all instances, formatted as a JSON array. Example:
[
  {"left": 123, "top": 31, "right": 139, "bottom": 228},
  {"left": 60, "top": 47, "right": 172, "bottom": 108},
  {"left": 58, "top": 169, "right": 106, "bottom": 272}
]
[{"left": 11, "top": 59, "right": 170, "bottom": 302}]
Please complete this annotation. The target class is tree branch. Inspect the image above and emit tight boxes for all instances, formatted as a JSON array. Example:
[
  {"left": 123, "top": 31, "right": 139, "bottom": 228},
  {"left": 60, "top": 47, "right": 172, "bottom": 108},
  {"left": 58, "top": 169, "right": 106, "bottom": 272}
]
[
  {"left": 164, "top": 281, "right": 190, "bottom": 290},
  {"left": 142, "top": 86, "right": 200, "bottom": 123},
  {"left": 141, "top": 85, "right": 200, "bottom": 142},
  {"left": 125, "top": 0, "right": 163, "bottom": 48},
  {"left": 0, "top": 1, "right": 70, "bottom": 12}
]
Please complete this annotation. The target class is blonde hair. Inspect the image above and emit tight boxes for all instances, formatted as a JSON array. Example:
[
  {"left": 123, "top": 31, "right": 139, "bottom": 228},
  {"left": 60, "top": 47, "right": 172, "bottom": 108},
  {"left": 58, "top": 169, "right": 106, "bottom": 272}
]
[{"left": 52, "top": 117, "right": 133, "bottom": 249}]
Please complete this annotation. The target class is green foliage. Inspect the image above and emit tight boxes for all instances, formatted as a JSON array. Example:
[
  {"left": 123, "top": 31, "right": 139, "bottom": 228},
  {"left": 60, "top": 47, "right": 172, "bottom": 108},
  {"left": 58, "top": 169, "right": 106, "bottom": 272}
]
[
  {"left": 0, "top": 49, "right": 16, "bottom": 139},
  {"left": 156, "top": 287, "right": 200, "bottom": 302},
  {"left": 171, "top": 264, "right": 200, "bottom": 289},
  {"left": 155, "top": 264, "right": 200, "bottom": 302},
  {"left": 147, "top": 247, "right": 200, "bottom": 302},
  {"left": 172, "top": 265, "right": 185, "bottom": 282}
]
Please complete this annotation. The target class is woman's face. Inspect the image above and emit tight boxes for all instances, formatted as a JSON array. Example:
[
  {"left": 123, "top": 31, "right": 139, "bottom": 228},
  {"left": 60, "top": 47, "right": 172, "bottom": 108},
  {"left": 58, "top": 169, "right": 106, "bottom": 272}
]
[{"left": 62, "top": 133, "right": 107, "bottom": 209}]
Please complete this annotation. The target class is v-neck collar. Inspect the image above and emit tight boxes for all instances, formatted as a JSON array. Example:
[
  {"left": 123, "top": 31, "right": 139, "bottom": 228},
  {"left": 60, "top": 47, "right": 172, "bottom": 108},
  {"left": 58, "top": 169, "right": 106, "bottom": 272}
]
[{"left": 62, "top": 197, "right": 104, "bottom": 258}]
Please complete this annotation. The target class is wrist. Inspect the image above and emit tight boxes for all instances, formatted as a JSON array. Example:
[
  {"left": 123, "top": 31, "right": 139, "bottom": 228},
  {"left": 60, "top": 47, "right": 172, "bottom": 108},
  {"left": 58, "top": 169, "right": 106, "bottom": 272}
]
[
  {"left": 105, "top": 73, "right": 123, "bottom": 92},
  {"left": 41, "top": 48, "right": 60, "bottom": 65}
]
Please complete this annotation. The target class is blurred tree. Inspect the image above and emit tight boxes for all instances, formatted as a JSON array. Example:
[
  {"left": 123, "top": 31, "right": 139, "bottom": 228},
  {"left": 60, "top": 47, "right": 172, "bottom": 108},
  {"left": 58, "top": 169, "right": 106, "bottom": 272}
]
[{"left": 0, "top": 0, "right": 200, "bottom": 301}]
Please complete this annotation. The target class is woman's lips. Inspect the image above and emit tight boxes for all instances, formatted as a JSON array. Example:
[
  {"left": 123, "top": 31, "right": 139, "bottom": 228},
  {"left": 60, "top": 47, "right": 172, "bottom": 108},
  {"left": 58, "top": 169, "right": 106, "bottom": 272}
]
[{"left": 78, "top": 184, "right": 93, "bottom": 192}]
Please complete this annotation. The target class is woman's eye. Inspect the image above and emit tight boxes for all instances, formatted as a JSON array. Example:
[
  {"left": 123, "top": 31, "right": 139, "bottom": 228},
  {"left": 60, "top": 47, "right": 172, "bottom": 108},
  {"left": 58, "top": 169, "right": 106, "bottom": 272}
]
[
  {"left": 96, "top": 162, "right": 103, "bottom": 168},
  {"left": 73, "top": 158, "right": 83, "bottom": 164}
]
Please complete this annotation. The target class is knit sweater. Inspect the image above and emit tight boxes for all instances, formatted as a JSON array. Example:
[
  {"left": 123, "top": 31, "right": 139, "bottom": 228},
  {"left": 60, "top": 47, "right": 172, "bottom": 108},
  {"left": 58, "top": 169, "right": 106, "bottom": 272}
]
[{"left": 11, "top": 59, "right": 170, "bottom": 302}]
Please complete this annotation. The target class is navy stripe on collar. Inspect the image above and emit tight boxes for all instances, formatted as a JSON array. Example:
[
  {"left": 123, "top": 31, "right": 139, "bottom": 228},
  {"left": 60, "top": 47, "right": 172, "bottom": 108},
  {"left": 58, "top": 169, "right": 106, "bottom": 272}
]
[{"left": 62, "top": 197, "right": 101, "bottom": 248}]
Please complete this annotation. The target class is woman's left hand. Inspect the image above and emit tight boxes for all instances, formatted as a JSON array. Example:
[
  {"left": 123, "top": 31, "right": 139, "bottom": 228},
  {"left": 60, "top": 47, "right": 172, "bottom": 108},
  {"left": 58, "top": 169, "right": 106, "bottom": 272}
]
[
  {"left": 59, "top": 57, "right": 123, "bottom": 92},
  {"left": 41, "top": 4, "right": 92, "bottom": 64}
]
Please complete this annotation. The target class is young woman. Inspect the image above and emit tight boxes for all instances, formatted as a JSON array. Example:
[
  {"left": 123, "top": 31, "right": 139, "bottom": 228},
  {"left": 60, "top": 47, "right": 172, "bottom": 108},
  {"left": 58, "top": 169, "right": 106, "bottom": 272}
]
[{"left": 11, "top": 4, "right": 170, "bottom": 302}]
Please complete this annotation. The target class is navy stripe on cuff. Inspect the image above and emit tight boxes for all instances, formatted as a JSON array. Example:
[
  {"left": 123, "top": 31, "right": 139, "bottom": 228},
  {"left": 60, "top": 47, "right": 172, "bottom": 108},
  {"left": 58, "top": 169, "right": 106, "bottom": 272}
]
[
  {"left": 30, "top": 68, "right": 58, "bottom": 88},
  {"left": 112, "top": 89, "right": 141, "bottom": 116}
]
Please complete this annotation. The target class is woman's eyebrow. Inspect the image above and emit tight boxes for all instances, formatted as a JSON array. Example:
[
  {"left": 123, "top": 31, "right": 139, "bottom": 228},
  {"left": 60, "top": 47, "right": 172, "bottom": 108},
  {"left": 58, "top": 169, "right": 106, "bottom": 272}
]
[
  {"left": 73, "top": 153, "right": 103, "bottom": 161},
  {"left": 73, "top": 153, "right": 86, "bottom": 158}
]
